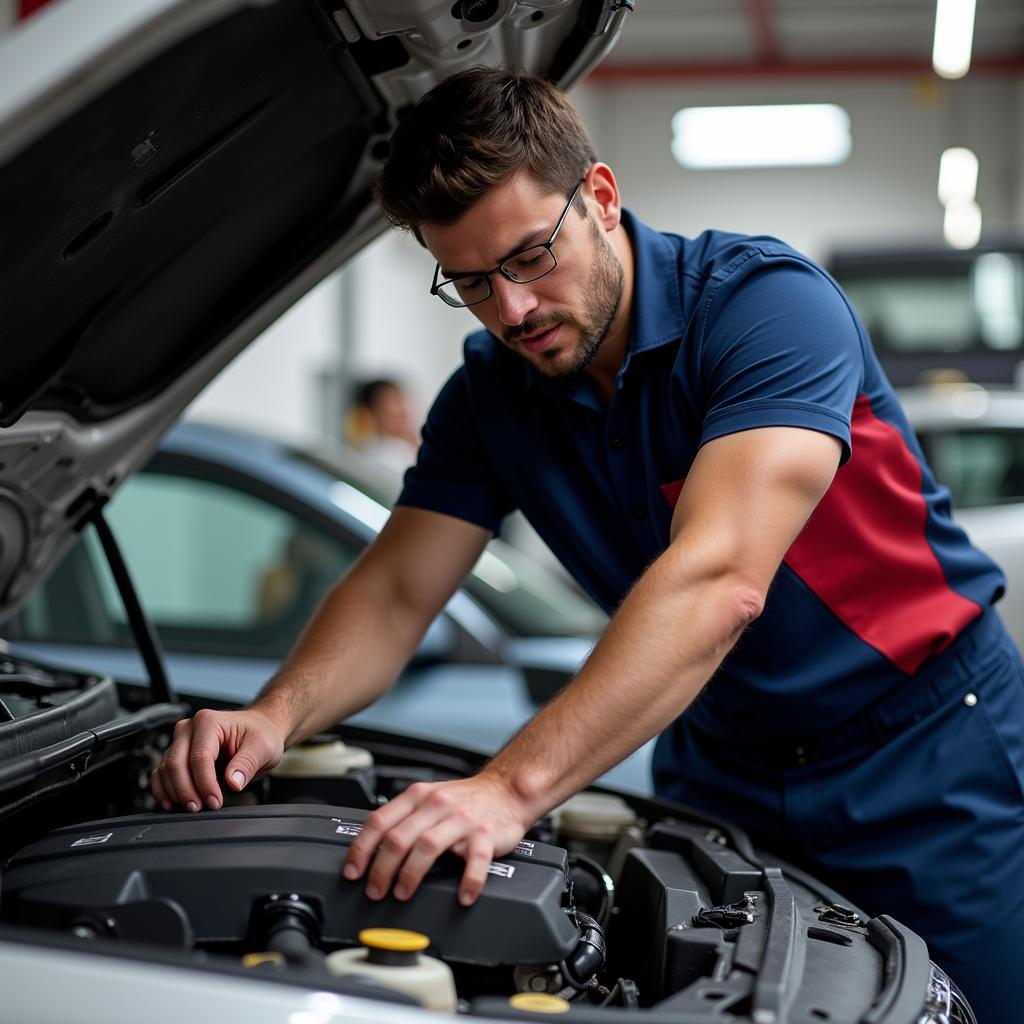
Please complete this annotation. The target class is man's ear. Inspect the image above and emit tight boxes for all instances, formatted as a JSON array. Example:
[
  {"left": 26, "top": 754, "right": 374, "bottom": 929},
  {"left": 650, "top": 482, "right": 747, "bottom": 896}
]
[{"left": 584, "top": 163, "right": 622, "bottom": 233}]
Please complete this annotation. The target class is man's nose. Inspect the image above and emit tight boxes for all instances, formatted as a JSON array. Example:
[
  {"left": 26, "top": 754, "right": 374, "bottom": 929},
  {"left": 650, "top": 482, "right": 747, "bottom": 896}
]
[{"left": 491, "top": 274, "right": 539, "bottom": 327}]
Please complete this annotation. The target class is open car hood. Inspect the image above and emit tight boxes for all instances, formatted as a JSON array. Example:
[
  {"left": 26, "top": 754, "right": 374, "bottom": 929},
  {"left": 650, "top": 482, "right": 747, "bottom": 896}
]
[{"left": 0, "top": 0, "right": 631, "bottom": 618}]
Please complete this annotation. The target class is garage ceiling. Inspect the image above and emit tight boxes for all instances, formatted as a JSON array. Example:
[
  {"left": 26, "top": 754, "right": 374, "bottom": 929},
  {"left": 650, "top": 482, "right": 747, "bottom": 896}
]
[{"left": 595, "top": 0, "right": 1024, "bottom": 78}]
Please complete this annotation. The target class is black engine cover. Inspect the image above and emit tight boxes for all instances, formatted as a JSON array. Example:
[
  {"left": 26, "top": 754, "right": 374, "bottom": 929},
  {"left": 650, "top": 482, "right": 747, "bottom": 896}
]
[{"left": 1, "top": 805, "right": 577, "bottom": 966}]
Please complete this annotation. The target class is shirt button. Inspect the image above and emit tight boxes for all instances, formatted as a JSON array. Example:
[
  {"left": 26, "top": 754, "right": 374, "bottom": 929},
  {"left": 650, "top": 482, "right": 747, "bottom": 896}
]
[
  {"left": 630, "top": 504, "right": 646, "bottom": 519},
  {"left": 609, "top": 435, "right": 625, "bottom": 450}
]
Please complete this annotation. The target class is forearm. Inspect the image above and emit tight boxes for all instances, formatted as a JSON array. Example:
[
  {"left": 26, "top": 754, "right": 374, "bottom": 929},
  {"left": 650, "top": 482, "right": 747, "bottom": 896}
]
[
  {"left": 253, "top": 571, "right": 429, "bottom": 747},
  {"left": 483, "top": 544, "right": 761, "bottom": 821}
]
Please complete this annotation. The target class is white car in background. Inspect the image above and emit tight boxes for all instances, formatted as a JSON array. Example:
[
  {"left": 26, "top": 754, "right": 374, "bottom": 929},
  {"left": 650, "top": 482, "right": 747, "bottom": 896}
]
[{"left": 900, "top": 384, "right": 1024, "bottom": 650}]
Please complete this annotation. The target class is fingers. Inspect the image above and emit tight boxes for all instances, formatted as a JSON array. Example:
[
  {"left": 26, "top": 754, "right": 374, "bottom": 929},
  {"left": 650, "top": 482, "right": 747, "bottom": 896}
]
[
  {"left": 458, "top": 835, "right": 496, "bottom": 907},
  {"left": 151, "top": 709, "right": 280, "bottom": 812},
  {"left": 343, "top": 782, "right": 436, "bottom": 892},
  {"left": 393, "top": 814, "right": 487, "bottom": 902},
  {"left": 189, "top": 709, "right": 229, "bottom": 808},
  {"left": 151, "top": 717, "right": 205, "bottom": 812},
  {"left": 343, "top": 781, "right": 508, "bottom": 906}
]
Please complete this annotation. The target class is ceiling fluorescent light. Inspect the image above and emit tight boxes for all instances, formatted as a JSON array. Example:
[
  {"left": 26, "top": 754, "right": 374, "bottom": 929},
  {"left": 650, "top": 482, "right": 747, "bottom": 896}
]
[
  {"left": 671, "top": 104, "right": 851, "bottom": 170},
  {"left": 933, "top": 0, "right": 976, "bottom": 79},
  {"left": 943, "top": 200, "right": 982, "bottom": 250},
  {"left": 937, "top": 147, "right": 979, "bottom": 204}
]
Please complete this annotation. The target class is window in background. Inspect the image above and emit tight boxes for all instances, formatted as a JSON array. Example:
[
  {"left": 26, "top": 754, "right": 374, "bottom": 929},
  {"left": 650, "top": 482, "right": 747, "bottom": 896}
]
[{"left": 20, "top": 471, "right": 356, "bottom": 657}]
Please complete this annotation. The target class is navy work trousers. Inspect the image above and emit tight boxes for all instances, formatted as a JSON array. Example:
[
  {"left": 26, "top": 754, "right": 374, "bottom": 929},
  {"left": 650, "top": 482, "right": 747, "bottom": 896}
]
[{"left": 653, "top": 610, "right": 1024, "bottom": 1024}]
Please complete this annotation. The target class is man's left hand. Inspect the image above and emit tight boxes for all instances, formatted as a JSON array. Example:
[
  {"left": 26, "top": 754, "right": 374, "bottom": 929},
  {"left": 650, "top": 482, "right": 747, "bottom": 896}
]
[{"left": 342, "top": 773, "right": 533, "bottom": 906}]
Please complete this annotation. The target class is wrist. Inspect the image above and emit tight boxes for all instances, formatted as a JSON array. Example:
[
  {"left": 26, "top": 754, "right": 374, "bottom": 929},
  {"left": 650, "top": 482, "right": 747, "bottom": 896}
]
[
  {"left": 479, "top": 761, "right": 552, "bottom": 830},
  {"left": 250, "top": 690, "right": 299, "bottom": 748}
]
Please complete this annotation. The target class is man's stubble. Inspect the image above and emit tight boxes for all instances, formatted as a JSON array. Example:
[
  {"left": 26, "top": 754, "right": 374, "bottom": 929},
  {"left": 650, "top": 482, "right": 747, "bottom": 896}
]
[{"left": 505, "top": 217, "right": 625, "bottom": 378}]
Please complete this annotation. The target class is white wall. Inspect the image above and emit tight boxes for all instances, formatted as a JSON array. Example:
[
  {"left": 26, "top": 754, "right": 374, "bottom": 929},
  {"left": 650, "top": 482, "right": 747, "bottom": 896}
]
[
  {"left": 580, "top": 74, "right": 1023, "bottom": 261},
  {"left": 344, "top": 229, "right": 482, "bottom": 428},
  {"left": 190, "top": 73, "right": 1024, "bottom": 444},
  {"left": 185, "top": 271, "right": 344, "bottom": 447}
]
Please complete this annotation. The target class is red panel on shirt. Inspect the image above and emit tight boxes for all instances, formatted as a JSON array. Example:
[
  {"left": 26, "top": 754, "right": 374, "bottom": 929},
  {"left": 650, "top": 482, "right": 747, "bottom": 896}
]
[
  {"left": 658, "top": 397, "right": 980, "bottom": 674},
  {"left": 19, "top": 0, "right": 55, "bottom": 19},
  {"left": 782, "top": 394, "right": 980, "bottom": 673},
  {"left": 659, "top": 479, "right": 685, "bottom": 507}
]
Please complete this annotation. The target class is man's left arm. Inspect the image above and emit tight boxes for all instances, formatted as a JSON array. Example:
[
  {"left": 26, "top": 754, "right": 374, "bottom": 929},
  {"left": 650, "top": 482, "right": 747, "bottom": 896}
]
[{"left": 344, "top": 425, "right": 843, "bottom": 905}]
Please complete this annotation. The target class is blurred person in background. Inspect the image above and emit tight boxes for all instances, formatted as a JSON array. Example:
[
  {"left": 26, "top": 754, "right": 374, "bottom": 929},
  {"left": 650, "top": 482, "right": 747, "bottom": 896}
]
[{"left": 346, "top": 377, "right": 420, "bottom": 474}]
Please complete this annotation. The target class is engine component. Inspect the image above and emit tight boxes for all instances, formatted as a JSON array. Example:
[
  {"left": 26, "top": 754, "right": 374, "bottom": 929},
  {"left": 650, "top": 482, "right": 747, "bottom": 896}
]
[
  {"left": 553, "top": 793, "right": 636, "bottom": 853},
  {"left": 1, "top": 804, "right": 579, "bottom": 968},
  {"left": 250, "top": 893, "right": 323, "bottom": 967},
  {"left": 267, "top": 737, "right": 377, "bottom": 808},
  {"left": 508, "top": 993, "right": 571, "bottom": 1013},
  {"left": 566, "top": 854, "right": 613, "bottom": 925},
  {"left": 326, "top": 928, "right": 457, "bottom": 1012},
  {"left": 273, "top": 738, "right": 373, "bottom": 776},
  {"left": 560, "top": 910, "right": 606, "bottom": 990}
]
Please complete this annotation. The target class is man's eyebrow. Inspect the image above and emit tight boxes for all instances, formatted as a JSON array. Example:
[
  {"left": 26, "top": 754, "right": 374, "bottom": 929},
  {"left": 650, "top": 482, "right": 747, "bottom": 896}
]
[{"left": 440, "top": 226, "right": 550, "bottom": 279}]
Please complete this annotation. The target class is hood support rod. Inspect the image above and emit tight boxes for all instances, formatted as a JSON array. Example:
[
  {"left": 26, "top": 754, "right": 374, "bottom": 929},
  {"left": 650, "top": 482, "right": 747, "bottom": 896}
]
[{"left": 80, "top": 502, "right": 176, "bottom": 706}]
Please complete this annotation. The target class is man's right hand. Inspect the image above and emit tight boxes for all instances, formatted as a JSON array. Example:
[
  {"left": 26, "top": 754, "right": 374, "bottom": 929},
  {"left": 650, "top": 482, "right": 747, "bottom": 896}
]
[{"left": 151, "top": 707, "right": 287, "bottom": 812}]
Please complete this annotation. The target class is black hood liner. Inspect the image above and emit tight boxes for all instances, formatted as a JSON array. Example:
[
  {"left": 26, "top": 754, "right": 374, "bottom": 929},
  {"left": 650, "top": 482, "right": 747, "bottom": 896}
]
[{"left": 0, "top": 0, "right": 385, "bottom": 427}]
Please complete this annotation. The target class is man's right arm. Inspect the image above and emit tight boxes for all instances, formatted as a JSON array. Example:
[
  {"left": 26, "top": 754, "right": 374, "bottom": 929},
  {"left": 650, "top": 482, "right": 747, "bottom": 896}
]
[{"left": 151, "top": 506, "right": 492, "bottom": 812}]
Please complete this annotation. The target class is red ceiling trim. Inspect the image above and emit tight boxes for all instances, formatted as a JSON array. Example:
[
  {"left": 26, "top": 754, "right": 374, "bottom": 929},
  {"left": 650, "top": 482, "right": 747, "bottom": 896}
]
[
  {"left": 747, "top": 0, "right": 779, "bottom": 64},
  {"left": 587, "top": 54, "right": 1024, "bottom": 83}
]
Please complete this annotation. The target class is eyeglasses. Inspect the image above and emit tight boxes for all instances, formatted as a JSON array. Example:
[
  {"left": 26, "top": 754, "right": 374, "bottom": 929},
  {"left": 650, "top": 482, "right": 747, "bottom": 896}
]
[{"left": 429, "top": 178, "right": 585, "bottom": 308}]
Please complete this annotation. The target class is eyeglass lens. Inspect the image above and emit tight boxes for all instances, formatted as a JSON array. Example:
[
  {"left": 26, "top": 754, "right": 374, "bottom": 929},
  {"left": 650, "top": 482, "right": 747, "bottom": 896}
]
[{"left": 439, "top": 245, "right": 556, "bottom": 306}]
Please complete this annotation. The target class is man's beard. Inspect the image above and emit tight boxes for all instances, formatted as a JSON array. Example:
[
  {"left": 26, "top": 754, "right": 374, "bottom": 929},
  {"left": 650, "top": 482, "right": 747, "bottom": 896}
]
[{"left": 504, "top": 220, "right": 624, "bottom": 378}]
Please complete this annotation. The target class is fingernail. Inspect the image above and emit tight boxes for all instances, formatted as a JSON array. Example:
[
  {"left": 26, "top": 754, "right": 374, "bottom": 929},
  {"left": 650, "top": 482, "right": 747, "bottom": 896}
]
[
  {"left": 394, "top": 885, "right": 408, "bottom": 901},
  {"left": 459, "top": 892, "right": 475, "bottom": 907},
  {"left": 186, "top": 801, "right": 199, "bottom": 813},
  {"left": 206, "top": 796, "right": 220, "bottom": 810},
  {"left": 160, "top": 801, "right": 171, "bottom": 812},
  {"left": 366, "top": 884, "right": 381, "bottom": 901},
  {"left": 343, "top": 864, "right": 359, "bottom": 880},
  {"left": 231, "top": 771, "right": 245, "bottom": 788}
]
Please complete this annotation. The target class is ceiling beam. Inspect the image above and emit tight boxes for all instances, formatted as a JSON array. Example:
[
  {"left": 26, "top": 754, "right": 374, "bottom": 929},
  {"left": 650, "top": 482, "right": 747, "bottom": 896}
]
[
  {"left": 587, "top": 54, "right": 1024, "bottom": 82},
  {"left": 747, "top": 0, "right": 779, "bottom": 64}
]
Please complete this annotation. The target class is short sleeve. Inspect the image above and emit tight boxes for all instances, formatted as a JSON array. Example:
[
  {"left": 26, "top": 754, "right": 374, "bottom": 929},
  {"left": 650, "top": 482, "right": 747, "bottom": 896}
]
[
  {"left": 397, "top": 367, "right": 516, "bottom": 532},
  {"left": 696, "top": 251, "right": 864, "bottom": 464}
]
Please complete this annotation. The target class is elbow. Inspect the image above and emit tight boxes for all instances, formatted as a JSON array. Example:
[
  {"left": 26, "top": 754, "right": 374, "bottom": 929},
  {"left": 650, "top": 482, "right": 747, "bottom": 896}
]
[
  {"left": 726, "top": 581, "right": 765, "bottom": 635},
  {"left": 657, "top": 542, "right": 767, "bottom": 639}
]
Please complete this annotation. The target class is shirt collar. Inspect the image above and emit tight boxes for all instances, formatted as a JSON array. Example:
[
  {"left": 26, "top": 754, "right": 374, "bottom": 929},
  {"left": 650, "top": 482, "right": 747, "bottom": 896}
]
[{"left": 523, "top": 209, "right": 684, "bottom": 403}]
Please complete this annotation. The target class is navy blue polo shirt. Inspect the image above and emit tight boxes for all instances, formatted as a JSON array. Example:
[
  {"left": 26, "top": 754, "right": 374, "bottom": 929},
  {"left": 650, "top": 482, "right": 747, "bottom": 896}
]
[{"left": 398, "top": 211, "right": 1004, "bottom": 739}]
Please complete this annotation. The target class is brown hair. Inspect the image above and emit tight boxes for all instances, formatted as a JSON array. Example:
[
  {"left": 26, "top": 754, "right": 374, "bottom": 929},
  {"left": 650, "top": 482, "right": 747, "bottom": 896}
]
[{"left": 374, "top": 66, "right": 596, "bottom": 240}]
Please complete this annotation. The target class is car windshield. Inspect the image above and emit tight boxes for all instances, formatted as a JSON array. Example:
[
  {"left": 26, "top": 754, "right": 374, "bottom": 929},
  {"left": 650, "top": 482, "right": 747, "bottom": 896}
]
[
  {"left": 290, "top": 446, "right": 608, "bottom": 638},
  {"left": 918, "top": 426, "right": 1024, "bottom": 509},
  {"left": 835, "top": 251, "right": 1024, "bottom": 356}
]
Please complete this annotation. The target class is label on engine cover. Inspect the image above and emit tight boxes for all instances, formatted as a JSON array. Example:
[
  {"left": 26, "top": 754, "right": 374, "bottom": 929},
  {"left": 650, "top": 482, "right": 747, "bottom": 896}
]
[
  {"left": 514, "top": 841, "right": 535, "bottom": 856},
  {"left": 70, "top": 832, "right": 113, "bottom": 847},
  {"left": 487, "top": 862, "right": 516, "bottom": 879},
  {"left": 335, "top": 821, "right": 363, "bottom": 838}
]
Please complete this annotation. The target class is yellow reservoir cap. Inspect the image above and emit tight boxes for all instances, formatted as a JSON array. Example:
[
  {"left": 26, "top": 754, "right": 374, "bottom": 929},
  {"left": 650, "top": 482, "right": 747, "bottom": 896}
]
[
  {"left": 359, "top": 928, "right": 430, "bottom": 953},
  {"left": 509, "top": 994, "right": 571, "bottom": 1014},
  {"left": 242, "top": 951, "right": 286, "bottom": 968}
]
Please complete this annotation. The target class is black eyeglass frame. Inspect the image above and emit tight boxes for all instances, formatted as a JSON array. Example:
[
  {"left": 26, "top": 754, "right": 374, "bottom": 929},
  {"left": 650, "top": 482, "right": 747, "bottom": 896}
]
[{"left": 429, "top": 177, "right": 586, "bottom": 308}]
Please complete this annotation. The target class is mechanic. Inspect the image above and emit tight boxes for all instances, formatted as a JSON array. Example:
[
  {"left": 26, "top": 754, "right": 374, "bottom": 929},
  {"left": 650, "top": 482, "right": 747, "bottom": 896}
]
[{"left": 152, "top": 68, "right": 1024, "bottom": 1020}]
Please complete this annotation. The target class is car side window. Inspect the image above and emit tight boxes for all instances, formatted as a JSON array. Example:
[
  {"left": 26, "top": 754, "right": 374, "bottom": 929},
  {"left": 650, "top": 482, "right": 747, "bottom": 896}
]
[
  {"left": 19, "top": 470, "right": 357, "bottom": 658},
  {"left": 921, "top": 429, "right": 1024, "bottom": 508}
]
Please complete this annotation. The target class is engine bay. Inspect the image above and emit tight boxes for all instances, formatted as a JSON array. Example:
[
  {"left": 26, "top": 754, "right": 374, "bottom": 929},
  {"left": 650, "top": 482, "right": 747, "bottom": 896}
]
[{"left": 0, "top": 653, "right": 967, "bottom": 1023}]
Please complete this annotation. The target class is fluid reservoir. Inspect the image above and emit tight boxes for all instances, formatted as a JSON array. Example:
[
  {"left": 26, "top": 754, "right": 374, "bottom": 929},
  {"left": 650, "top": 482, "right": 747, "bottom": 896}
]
[
  {"left": 326, "top": 928, "right": 457, "bottom": 1012},
  {"left": 271, "top": 738, "right": 373, "bottom": 777},
  {"left": 553, "top": 793, "right": 637, "bottom": 846}
]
